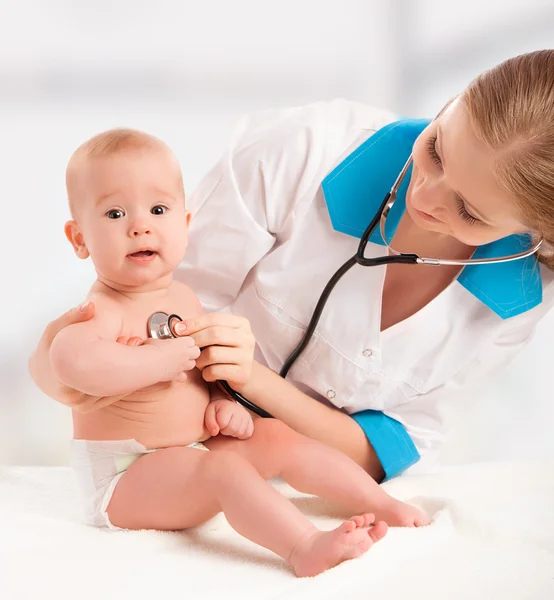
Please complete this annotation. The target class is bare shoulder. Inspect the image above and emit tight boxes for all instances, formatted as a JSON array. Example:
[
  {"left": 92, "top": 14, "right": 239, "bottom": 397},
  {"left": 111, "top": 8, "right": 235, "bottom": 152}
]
[
  {"left": 83, "top": 290, "right": 125, "bottom": 338},
  {"left": 171, "top": 280, "right": 204, "bottom": 318}
]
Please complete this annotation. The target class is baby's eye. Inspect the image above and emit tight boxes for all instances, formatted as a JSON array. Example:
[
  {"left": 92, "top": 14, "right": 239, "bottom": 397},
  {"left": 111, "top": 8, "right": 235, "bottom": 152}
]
[
  {"left": 151, "top": 205, "right": 167, "bottom": 215},
  {"left": 106, "top": 209, "right": 125, "bottom": 219}
]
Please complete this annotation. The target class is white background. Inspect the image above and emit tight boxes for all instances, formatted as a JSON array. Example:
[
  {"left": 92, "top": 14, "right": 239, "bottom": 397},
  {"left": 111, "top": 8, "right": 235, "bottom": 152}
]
[{"left": 1, "top": 0, "right": 554, "bottom": 466}]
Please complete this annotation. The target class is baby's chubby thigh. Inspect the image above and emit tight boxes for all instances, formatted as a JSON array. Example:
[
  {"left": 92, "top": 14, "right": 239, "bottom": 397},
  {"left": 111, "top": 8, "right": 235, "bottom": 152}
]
[
  {"left": 204, "top": 418, "right": 301, "bottom": 480},
  {"left": 107, "top": 445, "right": 223, "bottom": 531}
]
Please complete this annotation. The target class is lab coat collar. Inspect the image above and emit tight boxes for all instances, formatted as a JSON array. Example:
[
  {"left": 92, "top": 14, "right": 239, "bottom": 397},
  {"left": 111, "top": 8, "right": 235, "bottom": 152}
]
[{"left": 321, "top": 119, "right": 542, "bottom": 319}]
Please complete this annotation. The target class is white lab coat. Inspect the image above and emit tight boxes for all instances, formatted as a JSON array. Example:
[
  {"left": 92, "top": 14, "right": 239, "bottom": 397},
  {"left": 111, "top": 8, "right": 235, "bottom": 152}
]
[{"left": 177, "top": 99, "right": 554, "bottom": 474}]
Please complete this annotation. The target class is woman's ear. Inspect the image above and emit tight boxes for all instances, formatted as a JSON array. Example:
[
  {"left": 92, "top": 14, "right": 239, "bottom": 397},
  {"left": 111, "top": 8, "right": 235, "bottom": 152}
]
[{"left": 64, "top": 220, "right": 89, "bottom": 259}]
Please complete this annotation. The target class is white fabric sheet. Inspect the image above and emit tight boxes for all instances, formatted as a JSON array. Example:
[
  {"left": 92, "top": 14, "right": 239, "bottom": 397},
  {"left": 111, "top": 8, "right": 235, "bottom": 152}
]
[{"left": 1, "top": 461, "right": 553, "bottom": 599}]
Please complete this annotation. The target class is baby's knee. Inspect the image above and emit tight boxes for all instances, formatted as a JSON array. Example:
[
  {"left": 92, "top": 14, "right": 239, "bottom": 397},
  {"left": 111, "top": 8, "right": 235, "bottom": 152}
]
[{"left": 203, "top": 449, "right": 252, "bottom": 481}]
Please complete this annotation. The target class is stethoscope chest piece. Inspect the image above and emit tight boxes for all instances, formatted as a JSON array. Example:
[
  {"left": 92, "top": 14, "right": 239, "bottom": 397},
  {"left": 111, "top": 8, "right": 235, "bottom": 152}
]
[{"left": 147, "top": 311, "right": 183, "bottom": 340}]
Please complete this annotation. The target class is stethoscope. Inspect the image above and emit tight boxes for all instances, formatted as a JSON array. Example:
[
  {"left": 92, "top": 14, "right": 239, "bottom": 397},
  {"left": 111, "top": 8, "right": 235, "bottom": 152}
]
[{"left": 147, "top": 154, "right": 543, "bottom": 419}]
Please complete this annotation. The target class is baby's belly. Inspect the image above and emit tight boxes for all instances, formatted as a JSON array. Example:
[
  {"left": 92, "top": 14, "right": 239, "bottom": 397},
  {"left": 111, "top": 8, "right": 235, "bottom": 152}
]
[{"left": 72, "top": 369, "right": 211, "bottom": 449}]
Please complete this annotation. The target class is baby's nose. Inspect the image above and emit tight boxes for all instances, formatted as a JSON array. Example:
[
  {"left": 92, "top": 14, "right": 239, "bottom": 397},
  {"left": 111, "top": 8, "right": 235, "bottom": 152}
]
[
  {"left": 132, "top": 226, "right": 151, "bottom": 236},
  {"left": 129, "top": 220, "right": 152, "bottom": 236}
]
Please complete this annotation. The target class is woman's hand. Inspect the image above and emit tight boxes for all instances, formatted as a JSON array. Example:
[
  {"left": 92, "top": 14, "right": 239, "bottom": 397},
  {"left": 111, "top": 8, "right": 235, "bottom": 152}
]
[{"left": 173, "top": 313, "right": 256, "bottom": 392}]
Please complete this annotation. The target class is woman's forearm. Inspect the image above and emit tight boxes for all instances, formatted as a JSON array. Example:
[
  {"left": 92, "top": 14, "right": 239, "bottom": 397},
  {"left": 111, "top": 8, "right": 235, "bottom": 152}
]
[
  {"left": 241, "top": 362, "right": 385, "bottom": 481},
  {"left": 50, "top": 337, "right": 165, "bottom": 397}
]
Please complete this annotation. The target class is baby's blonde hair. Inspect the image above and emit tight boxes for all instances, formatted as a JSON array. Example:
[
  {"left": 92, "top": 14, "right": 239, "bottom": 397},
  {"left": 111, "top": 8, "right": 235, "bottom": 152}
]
[
  {"left": 66, "top": 128, "right": 184, "bottom": 215},
  {"left": 74, "top": 128, "right": 169, "bottom": 158},
  {"left": 462, "top": 50, "right": 554, "bottom": 269}
]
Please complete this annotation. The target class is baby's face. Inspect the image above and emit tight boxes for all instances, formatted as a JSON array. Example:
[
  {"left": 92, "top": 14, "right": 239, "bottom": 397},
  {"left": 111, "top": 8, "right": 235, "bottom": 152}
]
[{"left": 67, "top": 148, "right": 190, "bottom": 290}]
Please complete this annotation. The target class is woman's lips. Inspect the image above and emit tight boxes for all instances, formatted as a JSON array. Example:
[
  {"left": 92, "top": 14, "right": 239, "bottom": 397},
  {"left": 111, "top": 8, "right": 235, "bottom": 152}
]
[{"left": 413, "top": 208, "right": 443, "bottom": 223}]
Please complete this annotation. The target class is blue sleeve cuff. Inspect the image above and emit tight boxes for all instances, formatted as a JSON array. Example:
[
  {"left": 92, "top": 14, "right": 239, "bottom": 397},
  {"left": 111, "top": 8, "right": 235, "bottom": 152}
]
[{"left": 351, "top": 410, "right": 420, "bottom": 481}]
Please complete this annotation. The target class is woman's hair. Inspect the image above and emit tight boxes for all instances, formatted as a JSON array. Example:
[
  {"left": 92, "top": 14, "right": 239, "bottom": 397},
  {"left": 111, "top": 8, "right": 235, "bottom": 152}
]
[{"left": 462, "top": 49, "right": 554, "bottom": 269}]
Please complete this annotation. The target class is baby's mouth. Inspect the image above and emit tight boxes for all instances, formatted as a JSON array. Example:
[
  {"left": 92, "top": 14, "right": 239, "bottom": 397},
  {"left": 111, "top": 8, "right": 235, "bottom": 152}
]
[{"left": 129, "top": 250, "right": 157, "bottom": 258}]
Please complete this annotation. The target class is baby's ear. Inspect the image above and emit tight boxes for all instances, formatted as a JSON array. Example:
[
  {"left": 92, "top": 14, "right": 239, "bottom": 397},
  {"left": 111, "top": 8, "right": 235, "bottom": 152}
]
[{"left": 64, "top": 220, "right": 89, "bottom": 259}]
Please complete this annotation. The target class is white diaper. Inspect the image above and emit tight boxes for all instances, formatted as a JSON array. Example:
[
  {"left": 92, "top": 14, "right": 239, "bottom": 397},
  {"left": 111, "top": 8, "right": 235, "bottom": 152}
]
[{"left": 71, "top": 438, "right": 209, "bottom": 530}]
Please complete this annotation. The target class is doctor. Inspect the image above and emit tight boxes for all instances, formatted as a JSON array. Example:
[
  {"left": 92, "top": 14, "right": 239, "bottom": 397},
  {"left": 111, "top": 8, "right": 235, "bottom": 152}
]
[{"left": 30, "top": 50, "right": 554, "bottom": 482}]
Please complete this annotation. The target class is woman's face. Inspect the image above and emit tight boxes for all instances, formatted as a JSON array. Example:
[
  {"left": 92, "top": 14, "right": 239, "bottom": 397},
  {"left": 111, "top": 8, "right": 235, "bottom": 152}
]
[{"left": 406, "top": 98, "right": 528, "bottom": 246}]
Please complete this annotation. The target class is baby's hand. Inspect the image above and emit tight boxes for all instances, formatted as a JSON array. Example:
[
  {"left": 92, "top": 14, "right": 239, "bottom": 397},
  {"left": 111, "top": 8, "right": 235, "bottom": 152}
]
[
  {"left": 204, "top": 399, "right": 254, "bottom": 439},
  {"left": 143, "top": 336, "right": 201, "bottom": 383}
]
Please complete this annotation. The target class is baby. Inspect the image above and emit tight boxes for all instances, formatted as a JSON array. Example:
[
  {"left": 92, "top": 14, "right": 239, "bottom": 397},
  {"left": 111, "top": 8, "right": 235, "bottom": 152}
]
[{"left": 49, "top": 128, "right": 429, "bottom": 578}]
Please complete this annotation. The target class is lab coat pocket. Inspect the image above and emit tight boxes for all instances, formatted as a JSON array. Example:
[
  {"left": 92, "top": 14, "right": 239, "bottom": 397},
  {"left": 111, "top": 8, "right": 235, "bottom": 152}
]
[
  {"left": 379, "top": 362, "right": 434, "bottom": 402},
  {"left": 395, "top": 380, "right": 428, "bottom": 403},
  {"left": 345, "top": 380, "right": 424, "bottom": 416}
]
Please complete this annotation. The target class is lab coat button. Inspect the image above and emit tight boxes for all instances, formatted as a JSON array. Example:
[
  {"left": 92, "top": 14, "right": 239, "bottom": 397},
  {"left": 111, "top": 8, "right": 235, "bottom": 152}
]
[
  {"left": 363, "top": 348, "right": 373, "bottom": 357},
  {"left": 326, "top": 389, "right": 336, "bottom": 399}
]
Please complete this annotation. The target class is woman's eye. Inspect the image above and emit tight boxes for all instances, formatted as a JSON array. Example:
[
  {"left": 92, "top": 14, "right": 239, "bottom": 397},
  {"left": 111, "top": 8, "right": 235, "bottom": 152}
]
[
  {"left": 106, "top": 209, "right": 125, "bottom": 219},
  {"left": 151, "top": 205, "right": 167, "bottom": 215},
  {"left": 425, "top": 136, "right": 442, "bottom": 166},
  {"left": 456, "top": 198, "right": 479, "bottom": 226}
]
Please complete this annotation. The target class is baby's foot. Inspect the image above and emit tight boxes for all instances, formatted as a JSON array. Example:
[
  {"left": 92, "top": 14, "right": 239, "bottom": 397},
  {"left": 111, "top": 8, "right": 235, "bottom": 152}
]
[
  {"left": 372, "top": 497, "right": 429, "bottom": 528},
  {"left": 290, "top": 513, "right": 388, "bottom": 578}
]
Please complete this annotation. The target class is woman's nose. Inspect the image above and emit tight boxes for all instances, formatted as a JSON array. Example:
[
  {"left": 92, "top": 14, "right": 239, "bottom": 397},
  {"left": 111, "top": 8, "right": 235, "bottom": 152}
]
[{"left": 411, "top": 175, "right": 446, "bottom": 214}]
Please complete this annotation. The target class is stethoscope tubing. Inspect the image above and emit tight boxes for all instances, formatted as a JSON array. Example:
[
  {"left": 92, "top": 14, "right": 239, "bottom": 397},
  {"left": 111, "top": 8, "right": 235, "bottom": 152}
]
[{"left": 147, "top": 154, "right": 542, "bottom": 418}]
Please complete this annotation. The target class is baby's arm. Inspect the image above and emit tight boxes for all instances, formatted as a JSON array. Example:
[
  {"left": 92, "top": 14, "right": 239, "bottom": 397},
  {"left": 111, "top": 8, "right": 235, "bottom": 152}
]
[{"left": 49, "top": 296, "right": 195, "bottom": 397}]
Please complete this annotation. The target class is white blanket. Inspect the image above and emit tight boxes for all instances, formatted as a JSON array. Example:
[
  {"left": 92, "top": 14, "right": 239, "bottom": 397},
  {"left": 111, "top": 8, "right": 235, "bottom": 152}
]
[{"left": 1, "top": 461, "right": 553, "bottom": 600}]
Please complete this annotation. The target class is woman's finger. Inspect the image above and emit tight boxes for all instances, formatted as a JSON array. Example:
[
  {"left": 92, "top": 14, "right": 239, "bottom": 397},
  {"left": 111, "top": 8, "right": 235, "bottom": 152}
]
[
  {"left": 44, "top": 301, "right": 96, "bottom": 345},
  {"left": 187, "top": 326, "right": 247, "bottom": 350},
  {"left": 195, "top": 345, "right": 247, "bottom": 370},
  {"left": 201, "top": 364, "right": 250, "bottom": 385},
  {"left": 175, "top": 313, "right": 251, "bottom": 337}
]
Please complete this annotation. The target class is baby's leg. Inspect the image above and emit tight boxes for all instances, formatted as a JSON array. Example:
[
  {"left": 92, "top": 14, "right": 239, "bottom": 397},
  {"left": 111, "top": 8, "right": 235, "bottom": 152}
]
[
  {"left": 205, "top": 420, "right": 429, "bottom": 527},
  {"left": 106, "top": 446, "right": 387, "bottom": 577}
]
